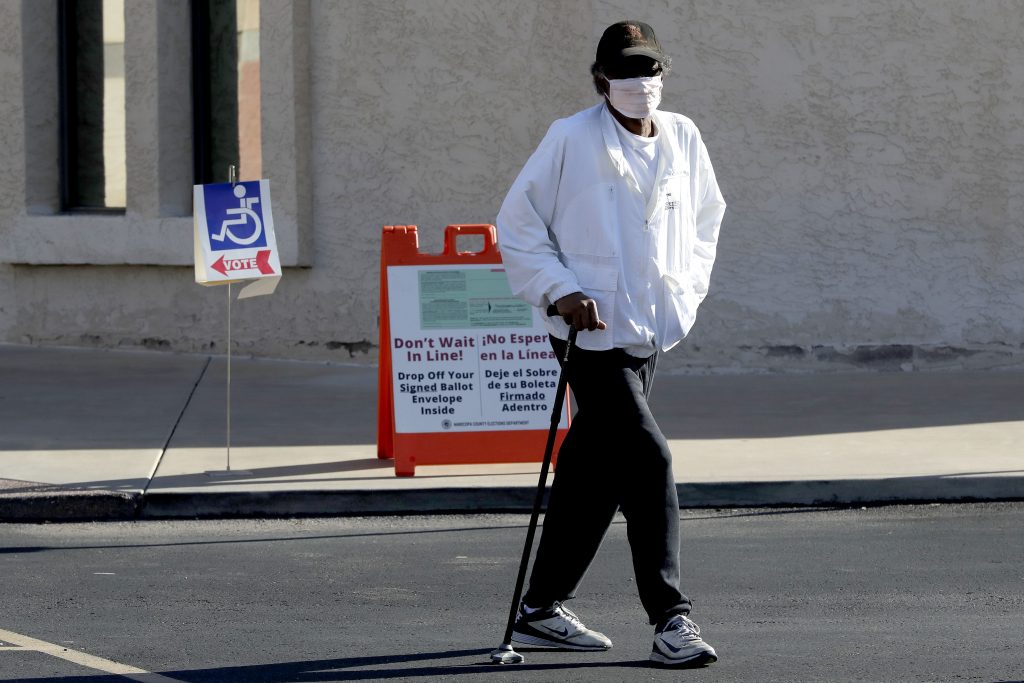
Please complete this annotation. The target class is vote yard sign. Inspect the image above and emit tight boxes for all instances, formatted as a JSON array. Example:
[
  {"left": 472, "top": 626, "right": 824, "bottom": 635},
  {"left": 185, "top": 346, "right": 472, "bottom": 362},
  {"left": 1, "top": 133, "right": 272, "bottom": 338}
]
[
  {"left": 194, "top": 180, "right": 281, "bottom": 298},
  {"left": 386, "top": 264, "right": 567, "bottom": 434}
]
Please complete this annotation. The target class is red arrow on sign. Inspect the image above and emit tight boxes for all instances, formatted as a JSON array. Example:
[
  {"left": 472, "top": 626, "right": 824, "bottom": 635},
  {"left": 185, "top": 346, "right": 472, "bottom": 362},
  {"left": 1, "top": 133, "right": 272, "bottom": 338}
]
[
  {"left": 210, "top": 250, "right": 274, "bottom": 277},
  {"left": 256, "top": 249, "right": 274, "bottom": 275},
  {"left": 211, "top": 255, "right": 228, "bottom": 276}
]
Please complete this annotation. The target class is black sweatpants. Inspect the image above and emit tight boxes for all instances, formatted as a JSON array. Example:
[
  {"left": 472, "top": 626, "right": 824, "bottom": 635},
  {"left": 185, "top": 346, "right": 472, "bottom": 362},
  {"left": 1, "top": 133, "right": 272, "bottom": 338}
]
[{"left": 522, "top": 336, "right": 691, "bottom": 626}]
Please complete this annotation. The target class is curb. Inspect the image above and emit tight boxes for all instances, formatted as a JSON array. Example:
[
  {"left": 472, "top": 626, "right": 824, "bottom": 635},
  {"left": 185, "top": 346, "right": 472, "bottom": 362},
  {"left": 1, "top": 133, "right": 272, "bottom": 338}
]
[
  {"left": 676, "top": 476, "right": 1024, "bottom": 508},
  {"left": 2, "top": 478, "right": 1021, "bottom": 522},
  {"left": 139, "top": 488, "right": 542, "bottom": 519},
  {"left": 0, "top": 491, "right": 139, "bottom": 521},
  {"left": 2, "top": 475, "right": 1015, "bottom": 524},
  {"left": 141, "top": 477, "right": 1024, "bottom": 518}
]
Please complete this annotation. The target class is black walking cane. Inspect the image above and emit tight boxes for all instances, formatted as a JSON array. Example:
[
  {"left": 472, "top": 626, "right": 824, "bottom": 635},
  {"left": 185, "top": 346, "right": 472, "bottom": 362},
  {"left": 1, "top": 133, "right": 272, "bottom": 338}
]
[{"left": 489, "top": 305, "right": 576, "bottom": 665}]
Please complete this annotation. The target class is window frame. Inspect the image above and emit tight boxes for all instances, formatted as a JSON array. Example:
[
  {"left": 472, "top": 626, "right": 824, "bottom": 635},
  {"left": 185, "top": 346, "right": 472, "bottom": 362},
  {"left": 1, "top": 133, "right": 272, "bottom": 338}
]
[
  {"left": 190, "top": 1, "right": 213, "bottom": 186},
  {"left": 2, "top": 0, "right": 310, "bottom": 267},
  {"left": 56, "top": 0, "right": 126, "bottom": 214}
]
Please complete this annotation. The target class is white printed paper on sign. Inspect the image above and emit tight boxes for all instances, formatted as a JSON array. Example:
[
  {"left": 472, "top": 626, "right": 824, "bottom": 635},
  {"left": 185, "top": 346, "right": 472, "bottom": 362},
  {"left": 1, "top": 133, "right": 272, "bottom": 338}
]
[
  {"left": 387, "top": 264, "right": 568, "bottom": 434},
  {"left": 194, "top": 180, "right": 281, "bottom": 299}
]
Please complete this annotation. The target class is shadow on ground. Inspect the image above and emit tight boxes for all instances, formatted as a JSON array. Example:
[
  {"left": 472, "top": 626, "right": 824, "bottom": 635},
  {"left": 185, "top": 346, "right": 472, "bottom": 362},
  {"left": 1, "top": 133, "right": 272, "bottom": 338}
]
[{"left": 8, "top": 647, "right": 713, "bottom": 682}]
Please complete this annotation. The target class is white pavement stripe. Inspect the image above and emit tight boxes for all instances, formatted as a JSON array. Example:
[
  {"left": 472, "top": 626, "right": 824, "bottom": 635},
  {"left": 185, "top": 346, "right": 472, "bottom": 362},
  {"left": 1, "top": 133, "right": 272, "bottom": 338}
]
[{"left": 0, "top": 628, "right": 182, "bottom": 682}]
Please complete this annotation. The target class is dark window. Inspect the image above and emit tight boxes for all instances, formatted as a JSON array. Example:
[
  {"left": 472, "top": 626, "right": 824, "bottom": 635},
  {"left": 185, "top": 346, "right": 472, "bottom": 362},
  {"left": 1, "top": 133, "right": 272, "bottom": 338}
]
[
  {"left": 191, "top": 0, "right": 261, "bottom": 185},
  {"left": 58, "top": 0, "right": 127, "bottom": 211}
]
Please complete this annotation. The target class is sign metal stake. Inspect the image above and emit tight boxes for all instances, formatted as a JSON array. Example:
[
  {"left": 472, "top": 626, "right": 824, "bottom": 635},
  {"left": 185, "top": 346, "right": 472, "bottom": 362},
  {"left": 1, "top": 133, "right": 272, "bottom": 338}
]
[
  {"left": 227, "top": 279, "right": 232, "bottom": 471},
  {"left": 227, "top": 164, "right": 234, "bottom": 472},
  {"left": 207, "top": 164, "right": 252, "bottom": 479}
]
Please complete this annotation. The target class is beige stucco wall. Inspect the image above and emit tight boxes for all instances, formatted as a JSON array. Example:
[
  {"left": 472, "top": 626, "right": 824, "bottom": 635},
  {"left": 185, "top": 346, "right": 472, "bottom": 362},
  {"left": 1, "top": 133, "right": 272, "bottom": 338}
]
[{"left": 1, "top": 0, "right": 1022, "bottom": 372}]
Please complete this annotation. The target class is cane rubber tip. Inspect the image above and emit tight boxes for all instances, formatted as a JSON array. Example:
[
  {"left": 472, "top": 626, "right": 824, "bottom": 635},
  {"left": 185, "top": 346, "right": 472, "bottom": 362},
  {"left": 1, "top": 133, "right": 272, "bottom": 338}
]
[{"left": 489, "top": 644, "right": 524, "bottom": 664}]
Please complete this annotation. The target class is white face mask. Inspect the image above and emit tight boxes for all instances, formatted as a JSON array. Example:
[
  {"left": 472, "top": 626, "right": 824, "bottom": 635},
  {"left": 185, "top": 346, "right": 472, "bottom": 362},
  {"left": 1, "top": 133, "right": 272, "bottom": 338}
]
[{"left": 605, "top": 75, "right": 663, "bottom": 119}]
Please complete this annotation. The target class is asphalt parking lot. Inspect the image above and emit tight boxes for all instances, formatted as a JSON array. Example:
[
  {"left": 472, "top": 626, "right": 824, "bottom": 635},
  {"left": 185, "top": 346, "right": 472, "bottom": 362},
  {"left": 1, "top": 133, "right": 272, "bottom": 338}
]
[{"left": 3, "top": 503, "right": 1023, "bottom": 682}]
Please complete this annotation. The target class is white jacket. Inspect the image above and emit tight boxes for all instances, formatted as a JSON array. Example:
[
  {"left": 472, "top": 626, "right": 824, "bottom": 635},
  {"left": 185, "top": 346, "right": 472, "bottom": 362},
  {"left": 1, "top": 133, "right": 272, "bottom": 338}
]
[{"left": 496, "top": 102, "right": 727, "bottom": 352}]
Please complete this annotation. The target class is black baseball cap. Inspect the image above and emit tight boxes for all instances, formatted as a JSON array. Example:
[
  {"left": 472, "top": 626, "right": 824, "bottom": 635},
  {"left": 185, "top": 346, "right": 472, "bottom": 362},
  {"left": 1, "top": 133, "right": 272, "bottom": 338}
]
[{"left": 595, "top": 21, "right": 667, "bottom": 69}]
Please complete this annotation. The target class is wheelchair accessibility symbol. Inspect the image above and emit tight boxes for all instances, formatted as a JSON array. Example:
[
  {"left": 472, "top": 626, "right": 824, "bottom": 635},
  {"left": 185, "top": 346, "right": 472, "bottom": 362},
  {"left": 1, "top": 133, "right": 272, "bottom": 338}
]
[
  {"left": 214, "top": 185, "right": 263, "bottom": 245},
  {"left": 203, "top": 181, "right": 268, "bottom": 251}
]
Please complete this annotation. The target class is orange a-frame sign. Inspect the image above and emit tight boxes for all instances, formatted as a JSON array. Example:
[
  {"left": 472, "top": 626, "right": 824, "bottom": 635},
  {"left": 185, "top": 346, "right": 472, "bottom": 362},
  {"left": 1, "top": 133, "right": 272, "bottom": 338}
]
[{"left": 378, "top": 224, "right": 569, "bottom": 476}]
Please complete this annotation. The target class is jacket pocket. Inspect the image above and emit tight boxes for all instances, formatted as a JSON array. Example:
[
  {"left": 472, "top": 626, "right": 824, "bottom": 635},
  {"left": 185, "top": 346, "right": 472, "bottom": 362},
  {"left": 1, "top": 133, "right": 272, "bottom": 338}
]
[
  {"left": 658, "top": 270, "right": 700, "bottom": 348},
  {"left": 562, "top": 253, "right": 618, "bottom": 291},
  {"left": 554, "top": 183, "right": 619, "bottom": 257},
  {"left": 562, "top": 253, "right": 618, "bottom": 338}
]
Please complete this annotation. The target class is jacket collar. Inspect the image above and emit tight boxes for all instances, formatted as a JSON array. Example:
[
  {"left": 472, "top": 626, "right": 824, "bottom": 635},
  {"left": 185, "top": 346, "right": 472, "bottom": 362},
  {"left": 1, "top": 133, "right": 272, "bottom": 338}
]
[{"left": 599, "top": 102, "right": 640, "bottom": 193}]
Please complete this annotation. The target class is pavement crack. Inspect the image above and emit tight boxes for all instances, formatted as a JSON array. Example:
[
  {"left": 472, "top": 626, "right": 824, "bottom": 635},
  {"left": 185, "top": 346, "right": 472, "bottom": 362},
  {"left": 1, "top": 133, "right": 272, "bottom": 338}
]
[{"left": 141, "top": 356, "right": 213, "bottom": 507}]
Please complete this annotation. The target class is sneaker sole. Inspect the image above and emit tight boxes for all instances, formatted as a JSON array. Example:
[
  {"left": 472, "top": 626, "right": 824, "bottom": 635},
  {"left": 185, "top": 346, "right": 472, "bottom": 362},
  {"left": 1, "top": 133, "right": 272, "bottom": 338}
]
[
  {"left": 511, "top": 631, "right": 612, "bottom": 651},
  {"left": 649, "top": 650, "right": 718, "bottom": 667}
]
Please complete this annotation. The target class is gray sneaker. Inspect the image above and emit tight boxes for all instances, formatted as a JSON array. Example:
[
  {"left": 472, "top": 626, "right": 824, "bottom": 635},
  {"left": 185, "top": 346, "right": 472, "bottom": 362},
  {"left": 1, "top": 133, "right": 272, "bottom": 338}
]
[
  {"left": 650, "top": 614, "right": 718, "bottom": 666},
  {"left": 512, "top": 601, "right": 612, "bottom": 651}
]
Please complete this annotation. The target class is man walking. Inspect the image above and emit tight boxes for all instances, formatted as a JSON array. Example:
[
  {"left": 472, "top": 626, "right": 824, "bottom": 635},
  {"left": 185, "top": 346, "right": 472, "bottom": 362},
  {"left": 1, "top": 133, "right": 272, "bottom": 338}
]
[{"left": 495, "top": 20, "right": 726, "bottom": 667}]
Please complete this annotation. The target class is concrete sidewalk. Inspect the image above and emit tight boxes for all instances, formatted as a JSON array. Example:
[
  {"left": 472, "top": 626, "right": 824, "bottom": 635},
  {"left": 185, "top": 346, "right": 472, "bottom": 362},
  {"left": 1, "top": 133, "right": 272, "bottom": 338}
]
[{"left": 1, "top": 343, "right": 1022, "bottom": 520}]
